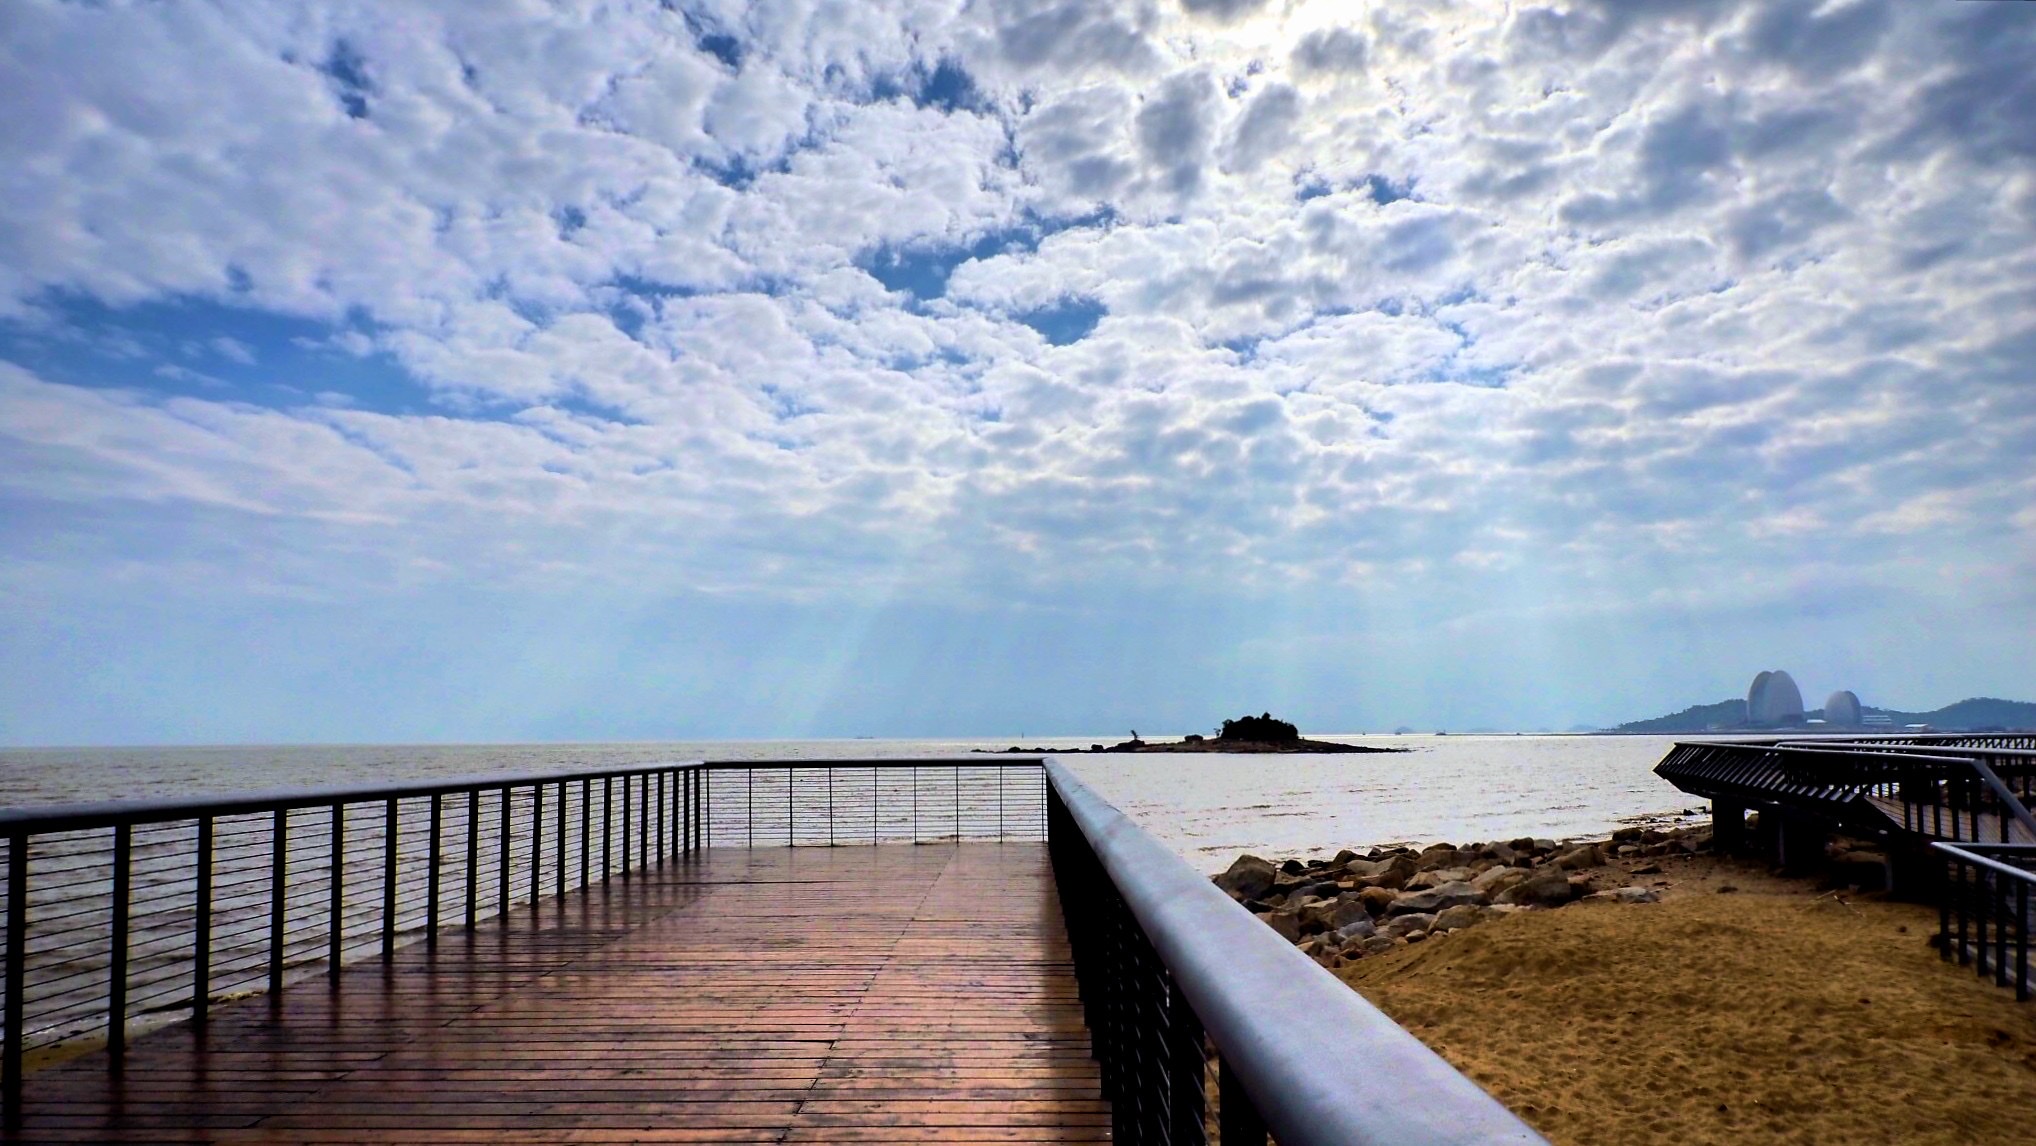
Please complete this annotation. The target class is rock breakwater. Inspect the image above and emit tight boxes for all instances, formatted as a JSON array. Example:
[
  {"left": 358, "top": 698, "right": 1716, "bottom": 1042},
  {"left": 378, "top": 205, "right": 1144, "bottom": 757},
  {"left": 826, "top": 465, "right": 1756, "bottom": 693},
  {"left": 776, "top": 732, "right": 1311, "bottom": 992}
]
[{"left": 1215, "top": 823, "right": 1714, "bottom": 965}]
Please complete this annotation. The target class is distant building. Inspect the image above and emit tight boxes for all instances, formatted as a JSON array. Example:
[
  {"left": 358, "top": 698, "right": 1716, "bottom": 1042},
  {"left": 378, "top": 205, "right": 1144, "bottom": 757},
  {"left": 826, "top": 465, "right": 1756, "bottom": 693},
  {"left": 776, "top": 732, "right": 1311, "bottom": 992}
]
[
  {"left": 1824, "top": 690, "right": 1863, "bottom": 726},
  {"left": 1747, "top": 670, "right": 1806, "bottom": 725},
  {"left": 1861, "top": 713, "right": 1893, "bottom": 727}
]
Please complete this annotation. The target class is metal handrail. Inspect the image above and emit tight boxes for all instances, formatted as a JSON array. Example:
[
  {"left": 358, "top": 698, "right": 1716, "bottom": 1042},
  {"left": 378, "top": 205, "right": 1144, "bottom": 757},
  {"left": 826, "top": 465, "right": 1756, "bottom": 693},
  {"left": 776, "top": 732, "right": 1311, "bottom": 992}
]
[
  {"left": 1932, "top": 840, "right": 2036, "bottom": 1000},
  {"left": 1045, "top": 761, "right": 1544, "bottom": 1146},
  {"left": 0, "top": 760, "right": 705, "bottom": 834},
  {"left": 1, "top": 760, "right": 712, "bottom": 1123}
]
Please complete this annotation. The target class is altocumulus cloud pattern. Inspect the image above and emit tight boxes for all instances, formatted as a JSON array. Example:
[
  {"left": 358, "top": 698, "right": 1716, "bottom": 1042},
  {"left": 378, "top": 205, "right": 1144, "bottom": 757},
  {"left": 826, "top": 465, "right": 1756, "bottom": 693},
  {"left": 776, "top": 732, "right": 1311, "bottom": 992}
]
[{"left": 0, "top": 0, "right": 2032, "bottom": 742}]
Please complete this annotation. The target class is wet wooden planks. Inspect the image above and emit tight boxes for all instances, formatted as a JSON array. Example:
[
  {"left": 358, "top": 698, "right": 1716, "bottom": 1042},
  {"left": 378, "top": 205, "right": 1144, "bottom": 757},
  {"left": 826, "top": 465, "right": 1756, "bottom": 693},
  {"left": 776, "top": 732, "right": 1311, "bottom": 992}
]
[{"left": 14, "top": 844, "right": 1107, "bottom": 1144}]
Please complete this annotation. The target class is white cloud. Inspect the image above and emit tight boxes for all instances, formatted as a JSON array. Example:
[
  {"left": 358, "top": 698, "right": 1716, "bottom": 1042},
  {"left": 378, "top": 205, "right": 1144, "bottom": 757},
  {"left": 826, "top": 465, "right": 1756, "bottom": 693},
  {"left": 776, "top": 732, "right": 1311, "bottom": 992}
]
[{"left": 2, "top": 0, "right": 2034, "bottom": 737}]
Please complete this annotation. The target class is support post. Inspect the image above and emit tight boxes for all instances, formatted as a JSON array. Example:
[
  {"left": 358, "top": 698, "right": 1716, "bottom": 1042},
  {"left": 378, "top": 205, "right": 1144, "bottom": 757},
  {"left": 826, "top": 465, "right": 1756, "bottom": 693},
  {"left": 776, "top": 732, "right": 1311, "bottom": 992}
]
[
  {"left": 1711, "top": 799, "right": 1745, "bottom": 855},
  {"left": 381, "top": 799, "right": 397, "bottom": 959},
  {"left": 328, "top": 805, "right": 344, "bottom": 980},
  {"left": 110, "top": 825, "right": 131, "bottom": 1061},
  {"left": 464, "top": 791, "right": 479, "bottom": 931},
  {"left": 1217, "top": 1051, "right": 1267, "bottom": 1145},
  {"left": 425, "top": 795, "right": 441, "bottom": 946},
  {"left": 3, "top": 834, "right": 24, "bottom": 1125},
  {"left": 194, "top": 816, "right": 213, "bottom": 1024},
  {"left": 269, "top": 809, "right": 288, "bottom": 992}
]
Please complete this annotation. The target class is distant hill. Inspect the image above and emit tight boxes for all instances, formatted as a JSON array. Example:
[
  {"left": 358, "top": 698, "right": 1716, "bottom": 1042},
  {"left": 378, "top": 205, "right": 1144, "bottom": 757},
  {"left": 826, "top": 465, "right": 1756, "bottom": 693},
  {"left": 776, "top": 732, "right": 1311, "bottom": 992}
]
[
  {"left": 1859, "top": 697, "right": 2036, "bottom": 731},
  {"left": 1613, "top": 699, "right": 1747, "bottom": 733},
  {"left": 1612, "top": 696, "right": 2036, "bottom": 733}
]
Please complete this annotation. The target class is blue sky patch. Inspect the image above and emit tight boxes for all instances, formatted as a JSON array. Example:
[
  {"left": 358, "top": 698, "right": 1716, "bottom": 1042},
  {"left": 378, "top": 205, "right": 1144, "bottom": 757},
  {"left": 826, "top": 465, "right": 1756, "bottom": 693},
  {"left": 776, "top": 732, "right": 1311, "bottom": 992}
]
[
  {"left": 0, "top": 293, "right": 426, "bottom": 415},
  {"left": 320, "top": 41, "right": 372, "bottom": 119},
  {"left": 1015, "top": 297, "right": 1106, "bottom": 346}
]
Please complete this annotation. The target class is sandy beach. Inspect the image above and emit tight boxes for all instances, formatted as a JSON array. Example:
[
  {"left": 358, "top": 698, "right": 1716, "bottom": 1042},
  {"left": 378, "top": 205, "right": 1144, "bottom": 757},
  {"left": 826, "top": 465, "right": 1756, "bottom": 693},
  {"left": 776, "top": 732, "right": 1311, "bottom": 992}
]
[{"left": 1330, "top": 850, "right": 2036, "bottom": 1145}]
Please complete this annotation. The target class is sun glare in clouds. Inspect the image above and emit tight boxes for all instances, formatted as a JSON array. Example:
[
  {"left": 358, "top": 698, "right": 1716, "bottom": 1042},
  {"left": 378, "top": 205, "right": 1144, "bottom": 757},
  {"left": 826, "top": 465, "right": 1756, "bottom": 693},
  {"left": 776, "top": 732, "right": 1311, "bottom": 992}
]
[{"left": 0, "top": 0, "right": 2031, "bottom": 743}]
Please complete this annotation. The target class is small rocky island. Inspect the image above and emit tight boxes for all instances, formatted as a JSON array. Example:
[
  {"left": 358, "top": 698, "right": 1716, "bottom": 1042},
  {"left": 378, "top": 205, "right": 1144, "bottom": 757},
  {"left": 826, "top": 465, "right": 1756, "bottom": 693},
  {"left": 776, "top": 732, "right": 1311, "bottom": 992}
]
[{"left": 978, "top": 713, "right": 1405, "bottom": 754}]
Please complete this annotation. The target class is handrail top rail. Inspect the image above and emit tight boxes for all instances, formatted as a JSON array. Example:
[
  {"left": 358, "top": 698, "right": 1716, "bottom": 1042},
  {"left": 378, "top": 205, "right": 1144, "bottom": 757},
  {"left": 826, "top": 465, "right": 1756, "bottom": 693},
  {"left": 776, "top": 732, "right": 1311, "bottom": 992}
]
[
  {"left": 1675, "top": 736, "right": 2036, "bottom": 758},
  {"left": 1934, "top": 840, "right": 2036, "bottom": 883},
  {"left": 1044, "top": 760, "right": 1544, "bottom": 1146},
  {"left": 0, "top": 756, "right": 1047, "bottom": 835},
  {"left": 0, "top": 759, "right": 703, "bottom": 834},
  {"left": 697, "top": 758, "right": 1047, "bottom": 771}
]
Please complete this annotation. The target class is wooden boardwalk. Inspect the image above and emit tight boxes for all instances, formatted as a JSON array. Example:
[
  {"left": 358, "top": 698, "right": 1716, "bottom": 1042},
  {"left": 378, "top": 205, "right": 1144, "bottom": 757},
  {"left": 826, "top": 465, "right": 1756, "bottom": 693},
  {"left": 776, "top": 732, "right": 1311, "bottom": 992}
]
[{"left": 13, "top": 844, "right": 1107, "bottom": 1144}]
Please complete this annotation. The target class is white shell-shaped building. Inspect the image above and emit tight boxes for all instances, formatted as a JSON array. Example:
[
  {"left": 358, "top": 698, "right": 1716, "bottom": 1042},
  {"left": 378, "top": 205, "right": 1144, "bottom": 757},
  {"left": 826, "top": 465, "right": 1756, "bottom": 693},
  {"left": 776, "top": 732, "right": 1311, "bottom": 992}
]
[
  {"left": 1824, "top": 690, "right": 1863, "bottom": 726},
  {"left": 1747, "top": 670, "right": 1806, "bottom": 725}
]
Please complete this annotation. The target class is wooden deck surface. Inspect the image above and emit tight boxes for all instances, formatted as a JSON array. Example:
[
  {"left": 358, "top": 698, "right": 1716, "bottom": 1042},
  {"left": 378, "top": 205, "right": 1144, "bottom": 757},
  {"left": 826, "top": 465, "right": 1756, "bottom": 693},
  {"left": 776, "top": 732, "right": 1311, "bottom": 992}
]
[{"left": 13, "top": 844, "right": 1107, "bottom": 1144}]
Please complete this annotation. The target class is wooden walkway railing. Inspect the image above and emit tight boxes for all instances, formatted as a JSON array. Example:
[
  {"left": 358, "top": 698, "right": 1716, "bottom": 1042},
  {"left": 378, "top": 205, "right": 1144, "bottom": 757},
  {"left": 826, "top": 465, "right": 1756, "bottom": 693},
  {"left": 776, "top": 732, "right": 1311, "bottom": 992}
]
[{"left": 13, "top": 843, "right": 1105, "bottom": 1143}]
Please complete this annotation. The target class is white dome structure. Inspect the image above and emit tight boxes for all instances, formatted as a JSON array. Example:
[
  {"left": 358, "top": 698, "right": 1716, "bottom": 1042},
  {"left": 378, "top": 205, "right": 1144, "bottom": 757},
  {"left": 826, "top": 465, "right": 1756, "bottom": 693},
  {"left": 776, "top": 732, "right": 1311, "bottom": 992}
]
[
  {"left": 1747, "top": 670, "right": 1806, "bottom": 725},
  {"left": 1824, "top": 690, "right": 1862, "bottom": 726}
]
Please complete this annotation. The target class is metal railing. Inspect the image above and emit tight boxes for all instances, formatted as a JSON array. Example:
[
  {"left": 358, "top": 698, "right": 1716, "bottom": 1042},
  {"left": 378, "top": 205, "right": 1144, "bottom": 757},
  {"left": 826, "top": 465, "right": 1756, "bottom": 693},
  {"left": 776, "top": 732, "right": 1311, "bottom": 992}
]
[
  {"left": 1660, "top": 739, "right": 2036, "bottom": 844},
  {"left": 0, "top": 761, "right": 709, "bottom": 1119},
  {"left": 1045, "top": 762, "right": 1545, "bottom": 1145},
  {"left": 7, "top": 755, "right": 1544, "bottom": 1141},
  {"left": 698, "top": 760, "right": 1047, "bottom": 846},
  {"left": 1935, "top": 842, "right": 2036, "bottom": 1000}
]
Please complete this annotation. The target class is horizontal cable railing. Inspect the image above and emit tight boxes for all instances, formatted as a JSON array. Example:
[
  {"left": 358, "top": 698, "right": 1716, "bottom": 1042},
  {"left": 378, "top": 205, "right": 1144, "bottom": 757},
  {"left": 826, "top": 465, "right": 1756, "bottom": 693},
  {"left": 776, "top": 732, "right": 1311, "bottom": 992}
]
[
  {"left": 1044, "top": 761, "right": 1545, "bottom": 1145},
  {"left": 1935, "top": 842, "right": 2036, "bottom": 1000},
  {"left": 700, "top": 760, "right": 1046, "bottom": 846},
  {"left": 0, "top": 762, "right": 709, "bottom": 1120}
]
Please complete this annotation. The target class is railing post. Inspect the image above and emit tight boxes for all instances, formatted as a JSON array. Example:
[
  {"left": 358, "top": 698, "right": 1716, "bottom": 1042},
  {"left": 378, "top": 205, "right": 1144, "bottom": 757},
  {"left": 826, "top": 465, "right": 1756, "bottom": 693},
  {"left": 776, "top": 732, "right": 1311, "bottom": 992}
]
[
  {"left": 381, "top": 799, "right": 398, "bottom": 960},
  {"left": 110, "top": 824, "right": 131, "bottom": 1062},
  {"left": 602, "top": 776, "right": 613, "bottom": 882},
  {"left": 328, "top": 804, "right": 344, "bottom": 980},
  {"left": 465, "top": 791, "right": 479, "bottom": 931},
  {"left": 194, "top": 815, "right": 213, "bottom": 1024},
  {"left": 498, "top": 788, "right": 513, "bottom": 915},
  {"left": 530, "top": 783, "right": 543, "bottom": 910},
  {"left": 556, "top": 781, "right": 567, "bottom": 896},
  {"left": 580, "top": 779, "right": 591, "bottom": 883},
  {"left": 426, "top": 795, "right": 442, "bottom": 946},
  {"left": 2019, "top": 879, "right": 2030, "bottom": 1002},
  {"left": 270, "top": 809, "right": 288, "bottom": 992},
  {"left": 746, "top": 769, "right": 753, "bottom": 849},
  {"left": 639, "top": 775, "right": 649, "bottom": 873},
  {"left": 1218, "top": 1051, "right": 1268, "bottom": 1145},
  {"left": 622, "top": 773, "right": 632, "bottom": 879},
  {"left": 1168, "top": 977, "right": 1207, "bottom": 1145},
  {"left": 3, "top": 834, "right": 24, "bottom": 1125},
  {"left": 827, "top": 769, "right": 834, "bottom": 847}
]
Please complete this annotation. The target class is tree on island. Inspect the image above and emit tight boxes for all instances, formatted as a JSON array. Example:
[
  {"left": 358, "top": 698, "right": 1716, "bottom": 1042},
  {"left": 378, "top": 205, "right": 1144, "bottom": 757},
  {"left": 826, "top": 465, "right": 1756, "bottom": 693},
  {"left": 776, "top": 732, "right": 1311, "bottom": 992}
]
[{"left": 1218, "top": 712, "right": 1299, "bottom": 743}]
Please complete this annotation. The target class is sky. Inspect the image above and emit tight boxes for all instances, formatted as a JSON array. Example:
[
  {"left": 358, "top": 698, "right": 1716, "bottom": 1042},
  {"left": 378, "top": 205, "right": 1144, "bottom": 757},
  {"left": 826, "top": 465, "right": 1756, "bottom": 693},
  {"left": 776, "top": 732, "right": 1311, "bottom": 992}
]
[{"left": 2, "top": 0, "right": 2033, "bottom": 745}]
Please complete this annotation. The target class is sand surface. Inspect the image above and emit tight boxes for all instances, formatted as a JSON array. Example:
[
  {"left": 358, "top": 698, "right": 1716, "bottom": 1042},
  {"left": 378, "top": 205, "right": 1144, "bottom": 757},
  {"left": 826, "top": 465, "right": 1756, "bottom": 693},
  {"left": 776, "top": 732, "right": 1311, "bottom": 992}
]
[{"left": 1335, "top": 854, "right": 2036, "bottom": 1145}]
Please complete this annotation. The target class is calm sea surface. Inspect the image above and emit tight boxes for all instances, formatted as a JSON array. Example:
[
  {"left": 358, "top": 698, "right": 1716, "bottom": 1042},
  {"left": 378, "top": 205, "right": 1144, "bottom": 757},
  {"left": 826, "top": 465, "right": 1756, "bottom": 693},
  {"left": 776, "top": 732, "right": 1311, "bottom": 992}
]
[{"left": 0, "top": 734, "right": 1706, "bottom": 872}]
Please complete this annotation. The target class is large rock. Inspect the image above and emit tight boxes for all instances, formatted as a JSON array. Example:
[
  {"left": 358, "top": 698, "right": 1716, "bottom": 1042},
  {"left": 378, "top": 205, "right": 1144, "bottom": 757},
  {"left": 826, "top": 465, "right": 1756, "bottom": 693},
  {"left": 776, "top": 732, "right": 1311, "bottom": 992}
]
[
  {"left": 1432, "top": 903, "right": 1488, "bottom": 932},
  {"left": 1495, "top": 870, "right": 1577, "bottom": 908},
  {"left": 1480, "top": 841, "right": 1520, "bottom": 865},
  {"left": 1345, "top": 854, "right": 1416, "bottom": 887},
  {"left": 1416, "top": 845, "right": 1463, "bottom": 872},
  {"left": 1406, "top": 867, "right": 1474, "bottom": 890},
  {"left": 1553, "top": 844, "right": 1603, "bottom": 871},
  {"left": 1384, "top": 912, "right": 1437, "bottom": 939},
  {"left": 1262, "top": 908, "right": 1302, "bottom": 942},
  {"left": 1216, "top": 855, "right": 1277, "bottom": 900},
  {"left": 1333, "top": 916, "right": 1377, "bottom": 943},
  {"left": 1387, "top": 881, "right": 1485, "bottom": 916},
  {"left": 1357, "top": 885, "right": 1397, "bottom": 914},
  {"left": 1298, "top": 895, "right": 1370, "bottom": 932},
  {"left": 1471, "top": 865, "right": 1531, "bottom": 896}
]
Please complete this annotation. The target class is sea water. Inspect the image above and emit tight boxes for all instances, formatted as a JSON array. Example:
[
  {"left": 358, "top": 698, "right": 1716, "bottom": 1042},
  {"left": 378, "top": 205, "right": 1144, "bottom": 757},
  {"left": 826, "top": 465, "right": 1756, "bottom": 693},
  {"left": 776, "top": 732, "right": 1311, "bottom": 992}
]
[{"left": 0, "top": 734, "right": 1706, "bottom": 871}]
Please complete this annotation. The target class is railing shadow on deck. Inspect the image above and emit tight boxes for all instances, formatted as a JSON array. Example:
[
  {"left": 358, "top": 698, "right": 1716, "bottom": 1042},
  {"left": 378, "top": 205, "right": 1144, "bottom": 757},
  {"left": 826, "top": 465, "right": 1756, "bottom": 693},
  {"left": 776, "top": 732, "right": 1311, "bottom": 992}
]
[{"left": 4, "top": 757, "right": 1546, "bottom": 1144}]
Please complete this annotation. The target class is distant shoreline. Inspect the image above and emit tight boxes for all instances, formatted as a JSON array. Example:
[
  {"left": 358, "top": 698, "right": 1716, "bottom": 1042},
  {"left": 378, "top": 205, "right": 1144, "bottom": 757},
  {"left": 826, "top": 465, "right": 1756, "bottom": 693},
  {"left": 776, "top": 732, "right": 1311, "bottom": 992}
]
[{"left": 973, "top": 736, "right": 1408, "bottom": 755}]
